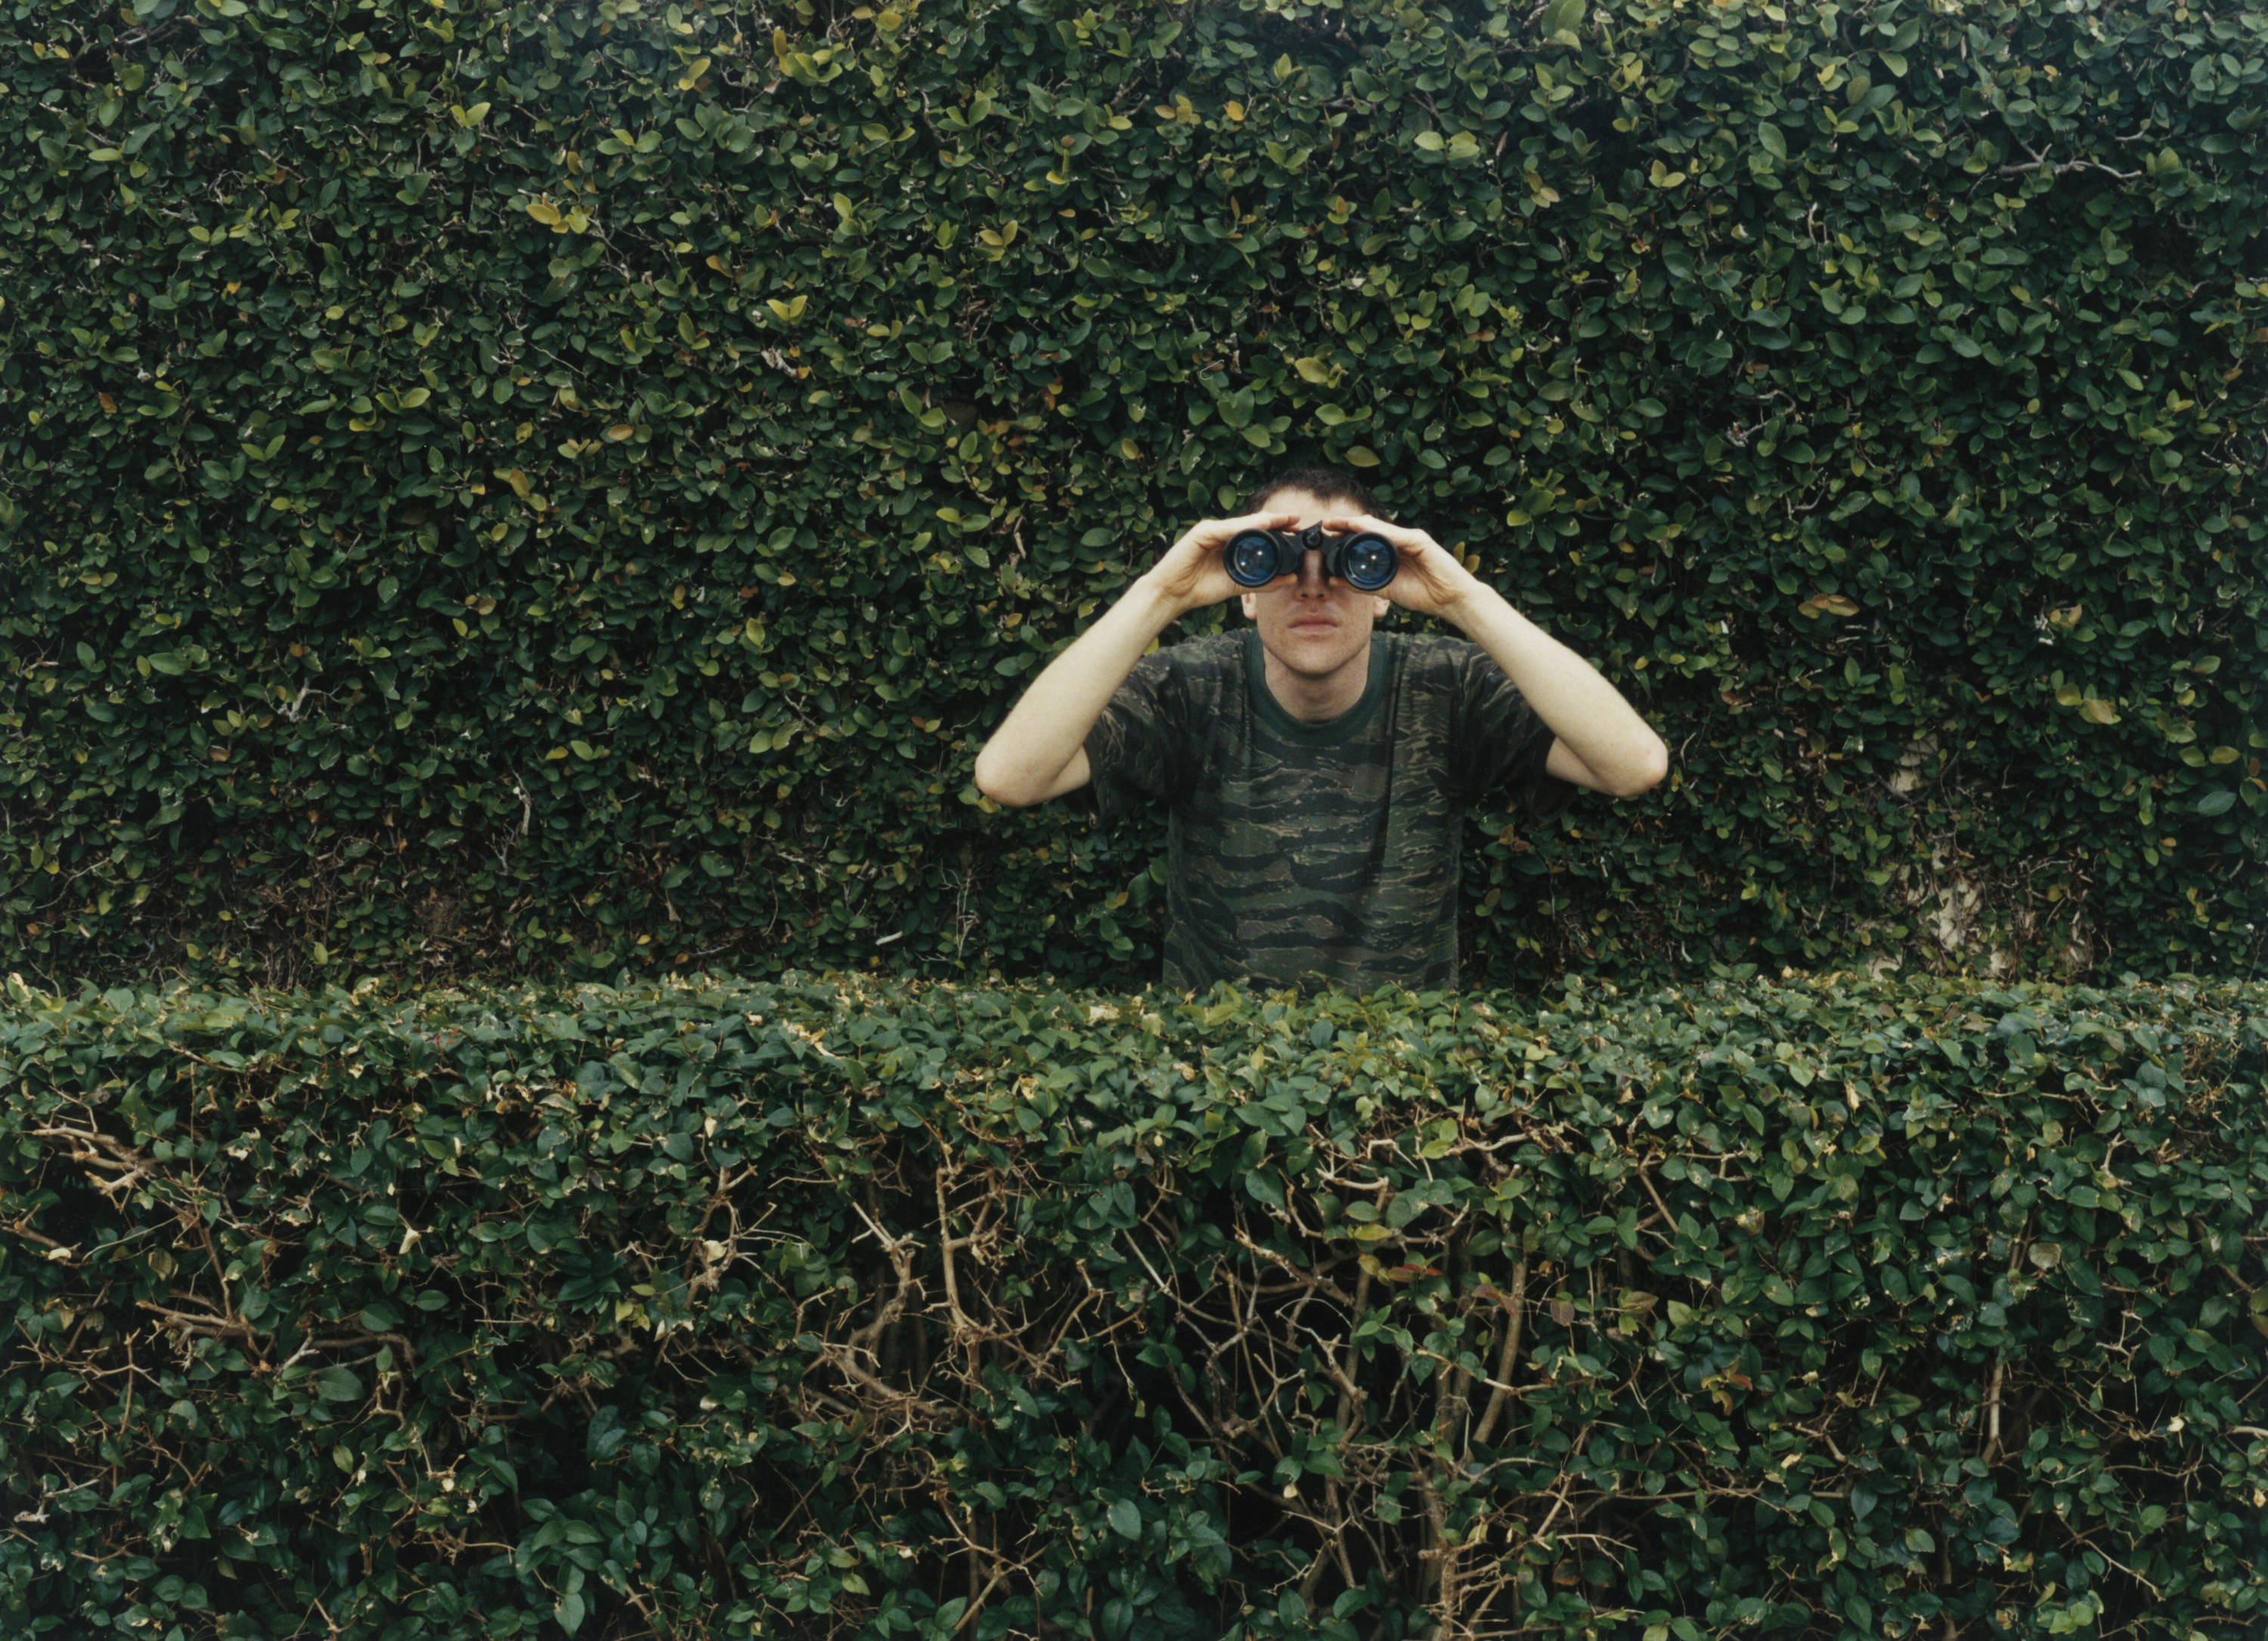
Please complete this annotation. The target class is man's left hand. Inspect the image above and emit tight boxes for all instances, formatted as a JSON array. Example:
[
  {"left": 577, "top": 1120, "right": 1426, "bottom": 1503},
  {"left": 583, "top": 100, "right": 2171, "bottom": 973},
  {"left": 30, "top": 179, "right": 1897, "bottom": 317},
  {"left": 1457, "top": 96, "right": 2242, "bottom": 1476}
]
[{"left": 1320, "top": 513, "right": 1487, "bottom": 624}]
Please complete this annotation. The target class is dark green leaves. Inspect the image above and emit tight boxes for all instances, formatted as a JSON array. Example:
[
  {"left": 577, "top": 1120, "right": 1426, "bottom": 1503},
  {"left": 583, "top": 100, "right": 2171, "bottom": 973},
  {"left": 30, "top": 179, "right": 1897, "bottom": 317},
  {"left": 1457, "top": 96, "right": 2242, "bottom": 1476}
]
[
  {"left": 311, "top": 1367, "right": 364, "bottom": 1403},
  {"left": 0, "top": 0, "right": 2258, "bottom": 1003},
  {"left": 0, "top": 971, "right": 2260, "bottom": 1638}
]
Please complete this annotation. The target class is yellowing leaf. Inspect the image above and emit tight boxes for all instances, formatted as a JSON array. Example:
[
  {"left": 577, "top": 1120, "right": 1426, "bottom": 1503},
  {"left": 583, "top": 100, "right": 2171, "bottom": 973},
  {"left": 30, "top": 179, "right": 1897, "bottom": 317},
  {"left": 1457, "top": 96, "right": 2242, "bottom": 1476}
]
[
  {"left": 1293, "top": 357, "right": 1334, "bottom": 385},
  {"left": 2081, "top": 698, "right": 2120, "bottom": 724},
  {"left": 497, "top": 468, "right": 532, "bottom": 500},
  {"left": 1345, "top": 446, "right": 1380, "bottom": 467},
  {"left": 525, "top": 200, "right": 562, "bottom": 226},
  {"left": 2055, "top": 683, "right": 2084, "bottom": 707},
  {"left": 766, "top": 295, "right": 808, "bottom": 322},
  {"left": 1816, "top": 594, "right": 1858, "bottom": 616},
  {"left": 1225, "top": 100, "right": 1245, "bottom": 121},
  {"left": 397, "top": 386, "right": 431, "bottom": 409},
  {"left": 604, "top": 424, "right": 636, "bottom": 441}
]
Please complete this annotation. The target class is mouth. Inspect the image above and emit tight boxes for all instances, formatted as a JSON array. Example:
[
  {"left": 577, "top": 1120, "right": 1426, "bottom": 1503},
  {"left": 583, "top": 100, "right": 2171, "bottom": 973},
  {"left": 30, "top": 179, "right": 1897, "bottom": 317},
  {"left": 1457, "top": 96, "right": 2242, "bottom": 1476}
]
[{"left": 1289, "top": 615, "right": 1337, "bottom": 634}]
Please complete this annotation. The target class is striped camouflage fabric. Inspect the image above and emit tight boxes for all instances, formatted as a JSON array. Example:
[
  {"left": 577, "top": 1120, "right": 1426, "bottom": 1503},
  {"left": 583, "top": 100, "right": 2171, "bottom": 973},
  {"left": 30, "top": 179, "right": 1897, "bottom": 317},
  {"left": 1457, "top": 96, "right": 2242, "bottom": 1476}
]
[{"left": 1085, "top": 629, "right": 1568, "bottom": 993}]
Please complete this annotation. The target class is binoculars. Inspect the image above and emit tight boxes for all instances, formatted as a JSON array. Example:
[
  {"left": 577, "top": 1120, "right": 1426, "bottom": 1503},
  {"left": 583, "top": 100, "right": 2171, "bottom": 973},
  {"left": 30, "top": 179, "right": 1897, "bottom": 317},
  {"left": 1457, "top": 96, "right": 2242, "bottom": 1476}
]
[{"left": 1224, "top": 525, "right": 1399, "bottom": 592}]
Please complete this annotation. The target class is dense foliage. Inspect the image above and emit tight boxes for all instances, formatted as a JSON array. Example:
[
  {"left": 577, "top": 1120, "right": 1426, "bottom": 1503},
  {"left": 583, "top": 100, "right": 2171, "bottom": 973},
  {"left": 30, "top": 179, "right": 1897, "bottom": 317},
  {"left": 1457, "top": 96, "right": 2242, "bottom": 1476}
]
[
  {"left": 2, "top": 971, "right": 2264, "bottom": 1639},
  {"left": 2, "top": 0, "right": 2263, "bottom": 992}
]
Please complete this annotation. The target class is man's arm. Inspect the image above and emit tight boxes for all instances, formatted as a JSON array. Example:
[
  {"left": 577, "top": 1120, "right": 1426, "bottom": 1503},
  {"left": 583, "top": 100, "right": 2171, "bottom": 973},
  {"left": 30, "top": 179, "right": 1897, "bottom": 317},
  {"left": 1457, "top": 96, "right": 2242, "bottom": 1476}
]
[
  {"left": 971, "top": 509, "right": 1300, "bottom": 807},
  {"left": 1325, "top": 511, "right": 1669, "bottom": 798}
]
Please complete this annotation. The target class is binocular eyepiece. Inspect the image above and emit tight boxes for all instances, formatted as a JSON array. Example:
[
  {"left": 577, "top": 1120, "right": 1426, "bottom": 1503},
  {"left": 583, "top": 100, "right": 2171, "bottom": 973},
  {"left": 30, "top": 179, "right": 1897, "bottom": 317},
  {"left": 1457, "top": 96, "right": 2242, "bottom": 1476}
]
[{"left": 1224, "top": 525, "right": 1399, "bottom": 593}]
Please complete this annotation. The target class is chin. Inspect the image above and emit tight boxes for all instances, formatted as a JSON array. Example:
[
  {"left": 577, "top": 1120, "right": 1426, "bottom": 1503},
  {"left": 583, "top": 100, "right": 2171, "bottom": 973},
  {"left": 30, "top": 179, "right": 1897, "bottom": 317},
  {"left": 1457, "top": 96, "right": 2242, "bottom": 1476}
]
[{"left": 1273, "top": 631, "right": 1365, "bottom": 674}]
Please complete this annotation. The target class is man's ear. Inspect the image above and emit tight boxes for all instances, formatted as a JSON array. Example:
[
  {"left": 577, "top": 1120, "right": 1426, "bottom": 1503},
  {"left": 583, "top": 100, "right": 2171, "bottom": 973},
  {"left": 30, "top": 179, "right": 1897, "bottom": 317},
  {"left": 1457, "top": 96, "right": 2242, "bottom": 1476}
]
[
  {"left": 1240, "top": 592, "right": 1259, "bottom": 619},
  {"left": 1372, "top": 596, "right": 1390, "bottom": 619}
]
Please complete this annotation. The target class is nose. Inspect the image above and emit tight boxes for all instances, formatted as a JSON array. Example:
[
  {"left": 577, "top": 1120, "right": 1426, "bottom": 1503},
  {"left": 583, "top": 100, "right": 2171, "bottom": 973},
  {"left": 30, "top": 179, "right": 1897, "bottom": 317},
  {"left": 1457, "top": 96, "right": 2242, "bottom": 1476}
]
[{"left": 1295, "top": 550, "right": 1329, "bottom": 594}]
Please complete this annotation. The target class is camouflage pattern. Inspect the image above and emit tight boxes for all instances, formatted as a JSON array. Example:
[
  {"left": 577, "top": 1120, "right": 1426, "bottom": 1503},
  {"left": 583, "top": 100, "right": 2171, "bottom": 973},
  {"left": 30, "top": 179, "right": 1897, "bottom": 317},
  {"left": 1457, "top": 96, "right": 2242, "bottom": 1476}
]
[{"left": 1086, "top": 630, "right": 1568, "bottom": 993}]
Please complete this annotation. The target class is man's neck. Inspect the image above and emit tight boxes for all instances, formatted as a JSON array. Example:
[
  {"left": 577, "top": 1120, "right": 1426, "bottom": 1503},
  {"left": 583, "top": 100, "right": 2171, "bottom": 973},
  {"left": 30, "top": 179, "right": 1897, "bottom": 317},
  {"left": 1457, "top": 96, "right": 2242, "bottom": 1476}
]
[{"left": 1259, "top": 637, "right": 1374, "bottom": 723}]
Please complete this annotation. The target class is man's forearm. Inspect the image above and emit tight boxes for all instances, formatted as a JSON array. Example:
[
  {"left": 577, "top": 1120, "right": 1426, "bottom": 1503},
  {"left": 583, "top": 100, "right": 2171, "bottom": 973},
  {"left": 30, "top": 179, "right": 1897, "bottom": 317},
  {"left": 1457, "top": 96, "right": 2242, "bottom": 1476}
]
[
  {"left": 971, "top": 578, "right": 1185, "bottom": 806},
  {"left": 1444, "top": 584, "right": 1668, "bottom": 797}
]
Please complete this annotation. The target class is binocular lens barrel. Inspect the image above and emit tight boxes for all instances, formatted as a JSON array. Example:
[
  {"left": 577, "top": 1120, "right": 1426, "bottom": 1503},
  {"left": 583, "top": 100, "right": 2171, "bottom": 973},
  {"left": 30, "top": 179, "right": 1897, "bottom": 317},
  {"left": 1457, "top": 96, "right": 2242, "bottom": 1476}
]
[
  {"left": 1223, "top": 528, "right": 1398, "bottom": 592},
  {"left": 1226, "top": 531, "right": 1287, "bottom": 589},
  {"left": 1336, "top": 534, "right": 1396, "bottom": 590}
]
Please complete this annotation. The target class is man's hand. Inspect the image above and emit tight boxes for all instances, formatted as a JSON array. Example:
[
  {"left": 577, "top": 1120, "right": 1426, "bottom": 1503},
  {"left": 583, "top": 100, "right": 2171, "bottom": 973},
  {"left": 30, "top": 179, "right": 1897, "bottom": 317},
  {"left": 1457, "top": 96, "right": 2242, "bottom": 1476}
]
[
  {"left": 974, "top": 509, "right": 1299, "bottom": 807},
  {"left": 1138, "top": 509, "right": 1305, "bottom": 615},
  {"left": 1317, "top": 511, "right": 1667, "bottom": 798},
  {"left": 1319, "top": 512, "right": 1486, "bottom": 621}
]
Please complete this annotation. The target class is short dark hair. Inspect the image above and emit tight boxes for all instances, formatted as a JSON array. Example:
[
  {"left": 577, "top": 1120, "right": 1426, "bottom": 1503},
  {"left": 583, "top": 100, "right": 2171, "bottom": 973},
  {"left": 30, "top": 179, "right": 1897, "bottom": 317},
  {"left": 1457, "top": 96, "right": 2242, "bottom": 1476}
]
[{"left": 1241, "top": 466, "right": 1383, "bottom": 519}]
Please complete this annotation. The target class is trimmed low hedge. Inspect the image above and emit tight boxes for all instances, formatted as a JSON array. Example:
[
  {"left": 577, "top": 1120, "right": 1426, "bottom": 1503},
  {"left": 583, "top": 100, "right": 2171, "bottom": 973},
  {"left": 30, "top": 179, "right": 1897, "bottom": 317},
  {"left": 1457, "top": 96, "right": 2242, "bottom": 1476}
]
[
  {"left": 3, "top": 971, "right": 2263, "bottom": 1639},
  {"left": 2, "top": 0, "right": 2263, "bottom": 992}
]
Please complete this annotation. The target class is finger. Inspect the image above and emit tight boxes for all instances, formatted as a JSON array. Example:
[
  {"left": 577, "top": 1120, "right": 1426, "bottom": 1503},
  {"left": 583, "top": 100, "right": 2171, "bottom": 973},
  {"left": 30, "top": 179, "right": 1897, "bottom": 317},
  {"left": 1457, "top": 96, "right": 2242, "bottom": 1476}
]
[
  {"left": 1222, "top": 509, "right": 1305, "bottom": 537},
  {"left": 1182, "top": 510, "right": 1303, "bottom": 552},
  {"left": 1318, "top": 512, "right": 1418, "bottom": 544}
]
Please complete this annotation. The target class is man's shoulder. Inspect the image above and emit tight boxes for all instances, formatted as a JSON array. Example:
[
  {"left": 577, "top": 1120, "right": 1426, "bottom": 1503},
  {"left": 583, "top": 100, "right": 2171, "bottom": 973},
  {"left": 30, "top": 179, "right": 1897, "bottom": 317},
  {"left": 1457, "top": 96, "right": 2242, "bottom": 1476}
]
[
  {"left": 1150, "top": 630, "right": 1246, "bottom": 673},
  {"left": 1380, "top": 630, "right": 1492, "bottom": 689},
  {"left": 1128, "top": 630, "right": 1246, "bottom": 693},
  {"left": 1106, "top": 630, "right": 1244, "bottom": 730}
]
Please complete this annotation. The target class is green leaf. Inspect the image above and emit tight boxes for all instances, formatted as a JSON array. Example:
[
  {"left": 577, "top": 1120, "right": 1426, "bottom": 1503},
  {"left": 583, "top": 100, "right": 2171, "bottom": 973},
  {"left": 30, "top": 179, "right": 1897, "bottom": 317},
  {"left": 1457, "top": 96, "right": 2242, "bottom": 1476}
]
[
  {"left": 1107, "top": 1497, "right": 1142, "bottom": 1540},
  {"left": 1757, "top": 122, "right": 1787, "bottom": 162},
  {"left": 311, "top": 1367, "right": 363, "bottom": 1403}
]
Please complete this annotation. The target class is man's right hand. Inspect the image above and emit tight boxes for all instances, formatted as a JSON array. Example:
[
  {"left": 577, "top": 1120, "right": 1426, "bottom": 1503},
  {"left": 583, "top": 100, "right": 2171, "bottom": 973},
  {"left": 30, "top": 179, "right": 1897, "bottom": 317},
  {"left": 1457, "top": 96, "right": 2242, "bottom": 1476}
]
[
  {"left": 1136, "top": 509, "right": 1304, "bottom": 615},
  {"left": 974, "top": 509, "right": 1299, "bottom": 807}
]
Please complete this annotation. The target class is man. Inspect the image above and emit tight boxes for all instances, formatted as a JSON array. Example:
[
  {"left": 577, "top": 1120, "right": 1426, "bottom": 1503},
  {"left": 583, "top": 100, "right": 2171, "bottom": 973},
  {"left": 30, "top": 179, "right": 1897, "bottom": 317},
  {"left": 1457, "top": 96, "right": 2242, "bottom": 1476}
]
[{"left": 972, "top": 469, "right": 1668, "bottom": 992}]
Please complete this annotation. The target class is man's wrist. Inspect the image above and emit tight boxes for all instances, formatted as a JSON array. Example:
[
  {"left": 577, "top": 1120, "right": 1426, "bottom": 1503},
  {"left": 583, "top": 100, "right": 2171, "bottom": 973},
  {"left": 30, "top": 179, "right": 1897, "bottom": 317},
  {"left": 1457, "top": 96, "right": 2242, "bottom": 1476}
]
[
  {"left": 1128, "top": 569, "right": 1201, "bottom": 627},
  {"left": 1436, "top": 574, "right": 1507, "bottom": 633}
]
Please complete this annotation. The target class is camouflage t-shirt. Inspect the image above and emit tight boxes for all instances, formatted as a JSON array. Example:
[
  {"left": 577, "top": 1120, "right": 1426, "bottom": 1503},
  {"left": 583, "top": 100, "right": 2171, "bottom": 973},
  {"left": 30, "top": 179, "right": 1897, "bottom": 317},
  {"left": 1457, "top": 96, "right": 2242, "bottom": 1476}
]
[{"left": 1084, "top": 630, "right": 1569, "bottom": 993}]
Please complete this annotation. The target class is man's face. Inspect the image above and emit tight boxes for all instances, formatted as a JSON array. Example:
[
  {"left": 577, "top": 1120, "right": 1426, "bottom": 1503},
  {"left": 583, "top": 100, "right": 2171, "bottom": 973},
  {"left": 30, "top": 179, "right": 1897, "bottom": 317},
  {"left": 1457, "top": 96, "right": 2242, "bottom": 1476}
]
[{"left": 1238, "top": 488, "right": 1391, "bottom": 680}]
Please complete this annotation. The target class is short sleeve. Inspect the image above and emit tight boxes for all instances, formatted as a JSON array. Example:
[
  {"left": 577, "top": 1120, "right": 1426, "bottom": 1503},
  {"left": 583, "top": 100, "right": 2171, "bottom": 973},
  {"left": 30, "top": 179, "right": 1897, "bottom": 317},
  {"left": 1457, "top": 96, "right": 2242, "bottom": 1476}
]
[
  {"left": 1084, "top": 649, "right": 1186, "bottom": 822},
  {"left": 1444, "top": 643, "right": 1575, "bottom": 818}
]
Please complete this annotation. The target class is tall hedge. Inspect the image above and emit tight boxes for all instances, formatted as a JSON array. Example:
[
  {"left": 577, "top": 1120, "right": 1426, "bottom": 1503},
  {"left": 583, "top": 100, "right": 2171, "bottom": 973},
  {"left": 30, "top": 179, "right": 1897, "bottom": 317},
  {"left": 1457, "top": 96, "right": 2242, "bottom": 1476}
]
[
  {"left": 3, "top": 972, "right": 2264, "bottom": 1639},
  {"left": 1, "top": 0, "right": 2262, "bottom": 991}
]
